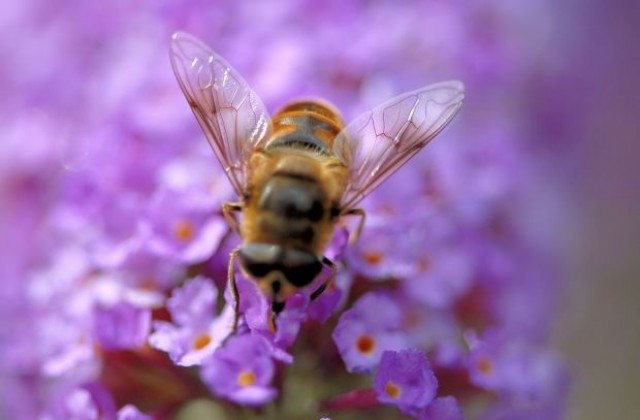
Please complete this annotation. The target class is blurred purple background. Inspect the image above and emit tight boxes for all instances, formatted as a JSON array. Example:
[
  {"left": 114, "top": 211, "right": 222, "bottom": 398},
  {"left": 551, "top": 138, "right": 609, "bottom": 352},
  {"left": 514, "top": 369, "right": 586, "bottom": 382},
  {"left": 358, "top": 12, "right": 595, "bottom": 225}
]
[
  {"left": 0, "top": 0, "right": 638, "bottom": 418},
  {"left": 549, "top": 2, "right": 640, "bottom": 420}
]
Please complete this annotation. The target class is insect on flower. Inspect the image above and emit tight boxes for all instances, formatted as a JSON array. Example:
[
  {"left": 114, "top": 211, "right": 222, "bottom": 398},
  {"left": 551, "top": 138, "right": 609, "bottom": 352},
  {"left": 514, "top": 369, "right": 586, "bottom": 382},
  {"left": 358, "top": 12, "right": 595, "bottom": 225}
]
[{"left": 169, "top": 32, "right": 464, "bottom": 330}]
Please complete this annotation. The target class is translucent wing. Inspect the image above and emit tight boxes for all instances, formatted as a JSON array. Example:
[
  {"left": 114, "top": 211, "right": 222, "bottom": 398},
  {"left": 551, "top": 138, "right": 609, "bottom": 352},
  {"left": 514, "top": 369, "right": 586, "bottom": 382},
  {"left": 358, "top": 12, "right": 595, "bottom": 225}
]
[
  {"left": 334, "top": 81, "right": 464, "bottom": 210},
  {"left": 169, "top": 32, "right": 271, "bottom": 195}
]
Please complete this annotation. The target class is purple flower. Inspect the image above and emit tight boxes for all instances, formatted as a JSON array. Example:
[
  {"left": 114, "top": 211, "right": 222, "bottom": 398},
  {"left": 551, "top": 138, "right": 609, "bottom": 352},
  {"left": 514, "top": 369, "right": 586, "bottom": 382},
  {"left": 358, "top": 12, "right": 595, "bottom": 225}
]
[
  {"left": 94, "top": 301, "right": 151, "bottom": 350},
  {"left": 96, "top": 249, "right": 186, "bottom": 294},
  {"left": 374, "top": 349, "right": 438, "bottom": 416},
  {"left": 271, "top": 293, "right": 310, "bottom": 349},
  {"left": 228, "top": 273, "right": 271, "bottom": 332},
  {"left": 148, "top": 276, "right": 233, "bottom": 366},
  {"left": 398, "top": 303, "right": 464, "bottom": 364},
  {"left": 467, "top": 330, "right": 568, "bottom": 404},
  {"left": 332, "top": 292, "right": 409, "bottom": 372},
  {"left": 84, "top": 192, "right": 150, "bottom": 269},
  {"left": 402, "top": 240, "right": 474, "bottom": 309},
  {"left": 50, "top": 388, "right": 101, "bottom": 420},
  {"left": 42, "top": 384, "right": 117, "bottom": 420},
  {"left": 141, "top": 187, "right": 227, "bottom": 264},
  {"left": 306, "top": 227, "right": 352, "bottom": 322},
  {"left": 23, "top": 248, "right": 101, "bottom": 379},
  {"left": 347, "top": 222, "right": 418, "bottom": 281},
  {"left": 201, "top": 333, "right": 277, "bottom": 406},
  {"left": 229, "top": 273, "right": 307, "bottom": 355},
  {"left": 418, "top": 396, "right": 464, "bottom": 420}
]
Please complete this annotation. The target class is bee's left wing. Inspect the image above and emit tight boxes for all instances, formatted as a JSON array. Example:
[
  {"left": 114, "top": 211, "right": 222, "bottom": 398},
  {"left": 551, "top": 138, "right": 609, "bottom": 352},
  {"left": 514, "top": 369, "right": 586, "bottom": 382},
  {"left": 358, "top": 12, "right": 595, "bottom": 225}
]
[
  {"left": 170, "top": 32, "right": 271, "bottom": 195},
  {"left": 333, "top": 81, "right": 464, "bottom": 210}
]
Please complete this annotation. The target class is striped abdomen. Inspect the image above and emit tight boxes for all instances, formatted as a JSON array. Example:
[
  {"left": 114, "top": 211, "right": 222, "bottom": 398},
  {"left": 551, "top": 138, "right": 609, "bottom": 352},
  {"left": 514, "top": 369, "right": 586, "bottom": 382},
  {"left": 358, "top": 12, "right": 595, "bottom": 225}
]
[{"left": 239, "top": 101, "right": 345, "bottom": 291}]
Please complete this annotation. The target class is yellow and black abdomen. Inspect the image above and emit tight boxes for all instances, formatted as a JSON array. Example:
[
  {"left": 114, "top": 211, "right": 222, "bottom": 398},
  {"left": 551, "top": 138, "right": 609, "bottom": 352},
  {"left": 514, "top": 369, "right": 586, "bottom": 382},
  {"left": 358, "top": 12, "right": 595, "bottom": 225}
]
[
  {"left": 238, "top": 100, "right": 348, "bottom": 298},
  {"left": 256, "top": 174, "right": 324, "bottom": 248},
  {"left": 252, "top": 99, "right": 346, "bottom": 250}
]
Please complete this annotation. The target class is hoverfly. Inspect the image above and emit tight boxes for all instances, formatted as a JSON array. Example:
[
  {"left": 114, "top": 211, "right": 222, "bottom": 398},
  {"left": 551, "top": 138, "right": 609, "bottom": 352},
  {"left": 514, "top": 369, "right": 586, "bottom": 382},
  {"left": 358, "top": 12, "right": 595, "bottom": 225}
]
[{"left": 169, "top": 32, "right": 464, "bottom": 330}]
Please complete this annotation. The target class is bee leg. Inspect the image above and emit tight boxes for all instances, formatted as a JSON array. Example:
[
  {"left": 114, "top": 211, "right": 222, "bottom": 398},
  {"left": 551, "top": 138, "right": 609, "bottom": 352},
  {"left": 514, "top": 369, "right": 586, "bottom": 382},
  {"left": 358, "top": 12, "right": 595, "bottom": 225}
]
[
  {"left": 342, "top": 208, "right": 366, "bottom": 243},
  {"left": 223, "top": 202, "right": 243, "bottom": 234},
  {"left": 268, "top": 300, "right": 285, "bottom": 333},
  {"left": 227, "top": 248, "right": 241, "bottom": 333},
  {"left": 310, "top": 256, "right": 337, "bottom": 300}
]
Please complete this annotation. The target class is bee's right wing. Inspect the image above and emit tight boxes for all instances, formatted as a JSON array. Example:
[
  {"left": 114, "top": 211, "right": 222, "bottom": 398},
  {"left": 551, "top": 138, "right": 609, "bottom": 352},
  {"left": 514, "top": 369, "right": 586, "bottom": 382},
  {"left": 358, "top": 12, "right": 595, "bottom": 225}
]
[
  {"left": 334, "top": 81, "right": 464, "bottom": 210},
  {"left": 170, "top": 32, "right": 272, "bottom": 195}
]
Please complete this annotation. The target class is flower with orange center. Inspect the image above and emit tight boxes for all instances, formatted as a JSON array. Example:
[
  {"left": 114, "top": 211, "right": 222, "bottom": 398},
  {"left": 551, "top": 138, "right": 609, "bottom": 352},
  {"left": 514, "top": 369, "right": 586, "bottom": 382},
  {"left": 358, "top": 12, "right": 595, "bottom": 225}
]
[
  {"left": 363, "top": 250, "right": 384, "bottom": 266},
  {"left": 384, "top": 380, "right": 402, "bottom": 400},
  {"left": 193, "top": 333, "right": 212, "bottom": 351},
  {"left": 477, "top": 355, "right": 494, "bottom": 376},
  {"left": 201, "top": 333, "right": 277, "bottom": 406},
  {"left": 237, "top": 370, "right": 257, "bottom": 387},
  {"left": 374, "top": 349, "right": 438, "bottom": 415},
  {"left": 356, "top": 335, "right": 376, "bottom": 355},
  {"left": 332, "top": 292, "right": 409, "bottom": 373},
  {"left": 174, "top": 219, "right": 195, "bottom": 242}
]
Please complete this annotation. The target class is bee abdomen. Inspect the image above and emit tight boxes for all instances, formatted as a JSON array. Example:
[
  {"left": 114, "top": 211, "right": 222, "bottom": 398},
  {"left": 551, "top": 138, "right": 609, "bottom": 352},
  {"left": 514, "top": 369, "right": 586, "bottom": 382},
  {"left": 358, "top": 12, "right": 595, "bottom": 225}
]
[
  {"left": 254, "top": 173, "right": 326, "bottom": 248},
  {"left": 260, "top": 185, "right": 323, "bottom": 221}
]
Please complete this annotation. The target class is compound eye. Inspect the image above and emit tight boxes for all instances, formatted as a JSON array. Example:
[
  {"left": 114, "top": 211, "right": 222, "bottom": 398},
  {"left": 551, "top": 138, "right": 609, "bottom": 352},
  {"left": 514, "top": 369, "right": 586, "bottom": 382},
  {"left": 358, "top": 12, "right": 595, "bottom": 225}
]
[
  {"left": 281, "top": 249, "right": 323, "bottom": 287},
  {"left": 239, "top": 243, "right": 282, "bottom": 278}
]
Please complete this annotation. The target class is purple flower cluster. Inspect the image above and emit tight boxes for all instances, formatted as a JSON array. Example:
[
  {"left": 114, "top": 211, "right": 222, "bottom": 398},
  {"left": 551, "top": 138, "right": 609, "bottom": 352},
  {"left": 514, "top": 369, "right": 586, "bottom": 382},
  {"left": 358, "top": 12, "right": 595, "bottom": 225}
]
[{"left": 1, "top": 0, "right": 571, "bottom": 418}]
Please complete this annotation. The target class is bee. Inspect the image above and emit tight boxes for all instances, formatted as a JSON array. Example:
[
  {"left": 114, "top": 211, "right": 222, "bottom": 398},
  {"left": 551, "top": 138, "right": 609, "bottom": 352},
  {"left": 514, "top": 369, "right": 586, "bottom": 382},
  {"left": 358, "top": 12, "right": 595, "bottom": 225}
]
[{"left": 169, "top": 32, "right": 464, "bottom": 329}]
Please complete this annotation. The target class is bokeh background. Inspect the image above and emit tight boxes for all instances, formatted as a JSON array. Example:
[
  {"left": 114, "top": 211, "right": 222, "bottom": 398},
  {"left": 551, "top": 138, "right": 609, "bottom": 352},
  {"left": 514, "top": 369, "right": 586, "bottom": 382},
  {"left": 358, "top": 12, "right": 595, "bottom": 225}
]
[
  {"left": 1, "top": 0, "right": 638, "bottom": 419},
  {"left": 549, "top": 2, "right": 640, "bottom": 419}
]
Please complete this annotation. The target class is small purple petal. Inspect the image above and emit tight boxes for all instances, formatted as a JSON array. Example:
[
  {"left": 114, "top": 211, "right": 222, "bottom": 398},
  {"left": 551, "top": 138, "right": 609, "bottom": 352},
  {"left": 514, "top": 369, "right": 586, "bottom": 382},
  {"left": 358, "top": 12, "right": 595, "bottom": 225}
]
[
  {"left": 404, "top": 245, "right": 473, "bottom": 309},
  {"left": 148, "top": 320, "right": 189, "bottom": 362},
  {"left": 44, "top": 384, "right": 117, "bottom": 420},
  {"left": 167, "top": 276, "right": 217, "bottom": 328},
  {"left": 325, "top": 226, "right": 349, "bottom": 261},
  {"left": 419, "top": 396, "right": 464, "bottom": 420},
  {"left": 228, "top": 385, "right": 278, "bottom": 407},
  {"left": 117, "top": 404, "right": 152, "bottom": 420},
  {"left": 94, "top": 302, "right": 151, "bottom": 350},
  {"left": 348, "top": 292, "right": 404, "bottom": 330},
  {"left": 272, "top": 293, "right": 309, "bottom": 348},
  {"left": 307, "top": 269, "right": 352, "bottom": 323},
  {"left": 231, "top": 274, "right": 271, "bottom": 333}
]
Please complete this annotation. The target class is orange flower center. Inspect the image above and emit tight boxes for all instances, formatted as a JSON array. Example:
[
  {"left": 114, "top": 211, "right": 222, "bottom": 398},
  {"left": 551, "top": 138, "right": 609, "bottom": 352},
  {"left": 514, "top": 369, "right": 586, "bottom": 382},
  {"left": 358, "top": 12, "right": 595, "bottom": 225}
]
[
  {"left": 477, "top": 356, "right": 493, "bottom": 375},
  {"left": 418, "top": 255, "right": 431, "bottom": 272},
  {"left": 385, "top": 380, "right": 402, "bottom": 399},
  {"left": 356, "top": 335, "right": 376, "bottom": 354},
  {"left": 363, "top": 250, "right": 384, "bottom": 266},
  {"left": 174, "top": 219, "right": 195, "bottom": 241},
  {"left": 237, "top": 370, "right": 257, "bottom": 387},
  {"left": 193, "top": 333, "right": 211, "bottom": 350}
]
